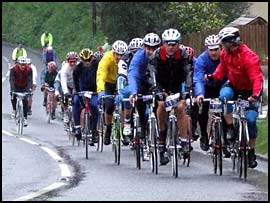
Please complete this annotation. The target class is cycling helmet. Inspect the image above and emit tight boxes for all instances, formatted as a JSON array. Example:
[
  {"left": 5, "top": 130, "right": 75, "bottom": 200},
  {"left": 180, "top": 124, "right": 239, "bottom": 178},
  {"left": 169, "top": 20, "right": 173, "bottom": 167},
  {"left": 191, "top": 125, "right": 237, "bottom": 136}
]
[
  {"left": 47, "top": 61, "right": 57, "bottom": 72},
  {"left": 162, "top": 28, "right": 181, "bottom": 43},
  {"left": 204, "top": 34, "right": 220, "bottom": 49},
  {"left": 112, "top": 40, "right": 128, "bottom": 55},
  {"left": 66, "top": 51, "right": 79, "bottom": 61},
  {"left": 143, "top": 33, "right": 161, "bottom": 47},
  {"left": 94, "top": 51, "right": 104, "bottom": 59},
  {"left": 17, "top": 56, "right": 28, "bottom": 64},
  {"left": 184, "top": 46, "right": 195, "bottom": 58},
  {"left": 25, "top": 58, "right": 32, "bottom": 64},
  {"left": 79, "top": 48, "right": 93, "bottom": 60},
  {"left": 118, "top": 60, "right": 128, "bottom": 76},
  {"left": 47, "top": 46, "right": 53, "bottom": 51},
  {"left": 128, "top": 38, "right": 143, "bottom": 51},
  {"left": 218, "top": 27, "right": 240, "bottom": 43}
]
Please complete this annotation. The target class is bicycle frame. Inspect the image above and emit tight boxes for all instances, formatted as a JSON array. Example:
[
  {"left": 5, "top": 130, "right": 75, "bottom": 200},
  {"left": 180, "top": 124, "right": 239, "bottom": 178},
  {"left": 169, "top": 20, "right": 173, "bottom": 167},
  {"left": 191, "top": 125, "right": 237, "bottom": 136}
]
[{"left": 44, "top": 86, "right": 56, "bottom": 123}]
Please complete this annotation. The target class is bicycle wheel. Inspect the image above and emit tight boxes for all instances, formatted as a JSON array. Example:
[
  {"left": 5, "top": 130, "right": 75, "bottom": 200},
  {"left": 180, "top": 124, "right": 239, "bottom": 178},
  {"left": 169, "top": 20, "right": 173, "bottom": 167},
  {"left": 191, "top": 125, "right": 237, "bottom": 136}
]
[
  {"left": 171, "top": 120, "right": 178, "bottom": 178},
  {"left": 135, "top": 137, "right": 141, "bottom": 169},
  {"left": 215, "top": 122, "right": 223, "bottom": 176},
  {"left": 242, "top": 121, "right": 248, "bottom": 180},
  {"left": 96, "top": 112, "right": 104, "bottom": 152},
  {"left": 116, "top": 118, "right": 121, "bottom": 165},
  {"left": 17, "top": 101, "right": 24, "bottom": 135},
  {"left": 84, "top": 113, "right": 89, "bottom": 159},
  {"left": 184, "top": 115, "right": 192, "bottom": 167},
  {"left": 150, "top": 119, "right": 158, "bottom": 174}
]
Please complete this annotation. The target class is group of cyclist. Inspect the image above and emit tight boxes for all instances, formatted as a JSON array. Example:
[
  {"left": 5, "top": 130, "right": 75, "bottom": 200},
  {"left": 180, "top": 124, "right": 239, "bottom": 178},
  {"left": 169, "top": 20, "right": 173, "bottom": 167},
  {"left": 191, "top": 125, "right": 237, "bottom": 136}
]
[{"left": 9, "top": 26, "right": 263, "bottom": 169}]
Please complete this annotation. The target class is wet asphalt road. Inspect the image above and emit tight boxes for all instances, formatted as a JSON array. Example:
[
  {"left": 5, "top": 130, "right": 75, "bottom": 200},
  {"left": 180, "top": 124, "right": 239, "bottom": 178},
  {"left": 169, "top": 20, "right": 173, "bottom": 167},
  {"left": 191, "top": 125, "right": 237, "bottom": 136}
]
[{"left": 2, "top": 43, "right": 268, "bottom": 201}]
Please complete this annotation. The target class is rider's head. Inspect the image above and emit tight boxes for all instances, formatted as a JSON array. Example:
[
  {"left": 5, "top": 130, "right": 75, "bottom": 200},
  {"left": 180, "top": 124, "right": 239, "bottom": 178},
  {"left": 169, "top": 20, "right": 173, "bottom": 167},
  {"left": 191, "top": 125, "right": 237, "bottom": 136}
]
[
  {"left": 47, "top": 46, "right": 53, "bottom": 52},
  {"left": 66, "top": 51, "right": 79, "bottom": 67},
  {"left": 162, "top": 28, "right": 181, "bottom": 56},
  {"left": 45, "top": 31, "right": 49, "bottom": 36},
  {"left": 205, "top": 34, "right": 221, "bottom": 60},
  {"left": 17, "top": 56, "right": 28, "bottom": 70},
  {"left": 47, "top": 61, "right": 57, "bottom": 72},
  {"left": 128, "top": 38, "right": 143, "bottom": 55},
  {"left": 218, "top": 27, "right": 240, "bottom": 53},
  {"left": 18, "top": 44, "right": 23, "bottom": 49},
  {"left": 112, "top": 40, "right": 128, "bottom": 62},
  {"left": 184, "top": 46, "right": 195, "bottom": 60},
  {"left": 79, "top": 48, "right": 94, "bottom": 66},
  {"left": 143, "top": 32, "right": 161, "bottom": 57}
]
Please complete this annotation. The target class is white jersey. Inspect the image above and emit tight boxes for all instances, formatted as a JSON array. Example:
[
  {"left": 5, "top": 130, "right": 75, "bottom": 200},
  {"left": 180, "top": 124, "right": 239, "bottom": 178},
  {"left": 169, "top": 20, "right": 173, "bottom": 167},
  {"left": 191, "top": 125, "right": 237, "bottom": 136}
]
[
  {"left": 30, "top": 64, "right": 37, "bottom": 85},
  {"left": 60, "top": 63, "right": 75, "bottom": 94}
]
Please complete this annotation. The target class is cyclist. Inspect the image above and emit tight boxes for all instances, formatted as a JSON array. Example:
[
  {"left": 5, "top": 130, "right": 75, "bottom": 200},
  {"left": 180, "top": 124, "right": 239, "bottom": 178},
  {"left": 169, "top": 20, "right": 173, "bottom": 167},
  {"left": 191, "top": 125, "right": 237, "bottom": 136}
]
[
  {"left": 72, "top": 48, "right": 99, "bottom": 143},
  {"left": 207, "top": 27, "right": 263, "bottom": 168},
  {"left": 61, "top": 52, "right": 80, "bottom": 129},
  {"left": 97, "top": 40, "right": 128, "bottom": 145},
  {"left": 93, "top": 50, "right": 104, "bottom": 61},
  {"left": 26, "top": 58, "right": 37, "bottom": 116},
  {"left": 9, "top": 56, "right": 33, "bottom": 126},
  {"left": 42, "top": 46, "right": 57, "bottom": 65},
  {"left": 147, "top": 28, "right": 190, "bottom": 165},
  {"left": 128, "top": 32, "right": 161, "bottom": 149},
  {"left": 193, "top": 34, "right": 229, "bottom": 157},
  {"left": 40, "top": 61, "right": 58, "bottom": 119},
  {"left": 12, "top": 44, "right": 27, "bottom": 64},
  {"left": 117, "top": 37, "right": 143, "bottom": 144},
  {"left": 41, "top": 31, "right": 53, "bottom": 50}
]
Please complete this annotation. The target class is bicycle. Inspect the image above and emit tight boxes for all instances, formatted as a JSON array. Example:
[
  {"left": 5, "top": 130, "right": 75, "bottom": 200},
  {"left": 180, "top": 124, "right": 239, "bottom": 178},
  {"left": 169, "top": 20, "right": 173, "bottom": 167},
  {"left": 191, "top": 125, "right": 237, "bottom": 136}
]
[
  {"left": 225, "top": 95, "right": 253, "bottom": 180},
  {"left": 75, "top": 91, "right": 97, "bottom": 159},
  {"left": 200, "top": 97, "right": 225, "bottom": 176},
  {"left": 44, "top": 86, "right": 56, "bottom": 123},
  {"left": 11, "top": 91, "right": 32, "bottom": 135},
  {"left": 96, "top": 97, "right": 105, "bottom": 152}
]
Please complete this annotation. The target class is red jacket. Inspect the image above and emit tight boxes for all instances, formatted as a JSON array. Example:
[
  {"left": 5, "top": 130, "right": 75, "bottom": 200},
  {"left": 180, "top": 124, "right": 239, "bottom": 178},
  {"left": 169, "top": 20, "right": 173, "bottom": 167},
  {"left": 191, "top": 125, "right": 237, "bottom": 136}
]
[
  {"left": 9, "top": 64, "right": 32, "bottom": 90},
  {"left": 212, "top": 43, "right": 263, "bottom": 97}
]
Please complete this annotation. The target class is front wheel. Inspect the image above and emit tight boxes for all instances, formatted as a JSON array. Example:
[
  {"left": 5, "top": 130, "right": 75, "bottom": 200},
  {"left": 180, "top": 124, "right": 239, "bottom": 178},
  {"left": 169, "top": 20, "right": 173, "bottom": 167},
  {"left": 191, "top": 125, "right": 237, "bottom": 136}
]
[{"left": 17, "top": 102, "right": 24, "bottom": 135}]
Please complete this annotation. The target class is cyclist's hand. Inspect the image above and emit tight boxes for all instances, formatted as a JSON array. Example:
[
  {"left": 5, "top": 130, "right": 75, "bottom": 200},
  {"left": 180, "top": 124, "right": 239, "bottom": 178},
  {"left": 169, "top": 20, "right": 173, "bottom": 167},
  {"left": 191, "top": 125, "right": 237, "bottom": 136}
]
[
  {"left": 40, "top": 84, "right": 45, "bottom": 92},
  {"left": 196, "top": 95, "right": 204, "bottom": 106},
  {"left": 32, "top": 84, "right": 37, "bottom": 91},
  {"left": 129, "top": 94, "right": 136, "bottom": 105},
  {"left": 205, "top": 74, "right": 214, "bottom": 82},
  {"left": 98, "top": 91, "right": 105, "bottom": 102},
  {"left": 248, "top": 95, "right": 258, "bottom": 102}
]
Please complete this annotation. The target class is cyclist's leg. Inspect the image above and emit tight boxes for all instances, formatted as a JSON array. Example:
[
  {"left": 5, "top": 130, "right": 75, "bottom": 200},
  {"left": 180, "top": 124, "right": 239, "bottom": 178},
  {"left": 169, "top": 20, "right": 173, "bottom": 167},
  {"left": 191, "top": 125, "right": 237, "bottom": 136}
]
[
  {"left": 11, "top": 93, "right": 17, "bottom": 117},
  {"left": 90, "top": 95, "right": 99, "bottom": 142},
  {"left": 72, "top": 95, "right": 82, "bottom": 139}
]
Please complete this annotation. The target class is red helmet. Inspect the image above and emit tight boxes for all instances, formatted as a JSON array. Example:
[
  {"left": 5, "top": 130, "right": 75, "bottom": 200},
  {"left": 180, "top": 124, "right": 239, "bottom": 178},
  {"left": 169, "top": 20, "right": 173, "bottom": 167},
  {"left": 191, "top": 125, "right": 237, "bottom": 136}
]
[
  {"left": 185, "top": 46, "right": 195, "bottom": 58},
  {"left": 47, "top": 61, "right": 57, "bottom": 72}
]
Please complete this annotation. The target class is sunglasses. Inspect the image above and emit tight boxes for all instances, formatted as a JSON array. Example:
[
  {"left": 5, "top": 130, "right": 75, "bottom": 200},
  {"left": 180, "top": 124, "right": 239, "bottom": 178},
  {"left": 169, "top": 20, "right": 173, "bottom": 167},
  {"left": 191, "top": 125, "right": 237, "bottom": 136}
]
[{"left": 68, "top": 60, "right": 77, "bottom": 64}]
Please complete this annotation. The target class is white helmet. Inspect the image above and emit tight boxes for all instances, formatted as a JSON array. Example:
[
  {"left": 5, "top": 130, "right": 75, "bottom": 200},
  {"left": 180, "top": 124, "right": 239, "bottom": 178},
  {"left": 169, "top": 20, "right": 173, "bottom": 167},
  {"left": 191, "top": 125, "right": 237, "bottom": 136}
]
[
  {"left": 162, "top": 28, "right": 181, "bottom": 43},
  {"left": 47, "top": 46, "right": 53, "bottom": 51},
  {"left": 128, "top": 38, "right": 143, "bottom": 51},
  {"left": 218, "top": 27, "right": 240, "bottom": 43},
  {"left": 25, "top": 58, "right": 32, "bottom": 64},
  {"left": 118, "top": 60, "right": 128, "bottom": 76},
  {"left": 204, "top": 34, "right": 220, "bottom": 49},
  {"left": 112, "top": 40, "right": 128, "bottom": 55},
  {"left": 143, "top": 33, "right": 161, "bottom": 47},
  {"left": 17, "top": 56, "right": 28, "bottom": 64}
]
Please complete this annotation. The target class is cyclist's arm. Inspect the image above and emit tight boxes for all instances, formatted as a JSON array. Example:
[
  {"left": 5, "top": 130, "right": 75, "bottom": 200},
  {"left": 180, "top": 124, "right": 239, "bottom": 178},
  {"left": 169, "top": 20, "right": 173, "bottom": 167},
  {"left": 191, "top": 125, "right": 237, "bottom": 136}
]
[
  {"left": 193, "top": 57, "right": 206, "bottom": 97},
  {"left": 31, "top": 64, "right": 38, "bottom": 85},
  {"left": 27, "top": 67, "right": 33, "bottom": 91},
  {"left": 73, "top": 65, "right": 81, "bottom": 93},
  {"left": 40, "top": 34, "right": 45, "bottom": 47},
  {"left": 48, "top": 34, "right": 53, "bottom": 46},
  {"left": 60, "top": 66, "right": 70, "bottom": 94},
  {"left": 212, "top": 53, "right": 227, "bottom": 81},
  {"left": 12, "top": 48, "right": 17, "bottom": 61},
  {"left": 127, "top": 55, "right": 141, "bottom": 94},
  {"left": 96, "top": 57, "right": 108, "bottom": 93},
  {"left": 9, "top": 67, "right": 15, "bottom": 91}
]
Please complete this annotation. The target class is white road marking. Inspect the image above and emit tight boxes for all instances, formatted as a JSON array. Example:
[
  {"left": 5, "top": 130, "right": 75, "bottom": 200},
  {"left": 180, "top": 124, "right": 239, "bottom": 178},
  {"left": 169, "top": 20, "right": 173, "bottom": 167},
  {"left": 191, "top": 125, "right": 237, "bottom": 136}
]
[
  {"left": 2, "top": 56, "right": 11, "bottom": 83},
  {"left": 2, "top": 130, "right": 72, "bottom": 201},
  {"left": 13, "top": 182, "right": 66, "bottom": 201}
]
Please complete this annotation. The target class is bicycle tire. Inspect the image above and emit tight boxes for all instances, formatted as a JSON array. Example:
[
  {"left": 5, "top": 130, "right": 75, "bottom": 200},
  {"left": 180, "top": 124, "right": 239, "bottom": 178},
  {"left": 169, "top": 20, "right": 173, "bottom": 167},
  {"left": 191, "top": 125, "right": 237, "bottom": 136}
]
[
  {"left": 17, "top": 101, "right": 24, "bottom": 135},
  {"left": 151, "top": 119, "right": 158, "bottom": 174},
  {"left": 171, "top": 120, "right": 178, "bottom": 178},
  {"left": 135, "top": 138, "right": 141, "bottom": 169},
  {"left": 218, "top": 122, "right": 223, "bottom": 176},
  {"left": 85, "top": 113, "right": 89, "bottom": 159},
  {"left": 214, "top": 122, "right": 222, "bottom": 176},
  {"left": 242, "top": 121, "right": 248, "bottom": 180},
  {"left": 116, "top": 117, "right": 121, "bottom": 165},
  {"left": 185, "top": 115, "right": 192, "bottom": 167},
  {"left": 96, "top": 112, "right": 104, "bottom": 152}
]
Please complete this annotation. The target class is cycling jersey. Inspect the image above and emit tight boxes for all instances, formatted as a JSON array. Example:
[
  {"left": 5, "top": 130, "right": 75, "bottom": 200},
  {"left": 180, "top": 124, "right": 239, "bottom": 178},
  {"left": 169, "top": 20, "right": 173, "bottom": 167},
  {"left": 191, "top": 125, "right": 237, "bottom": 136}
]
[
  {"left": 44, "top": 70, "right": 58, "bottom": 87},
  {"left": 40, "top": 33, "right": 53, "bottom": 47},
  {"left": 73, "top": 60, "right": 98, "bottom": 92},
  {"left": 9, "top": 64, "right": 32, "bottom": 91},
  {"left": 147, "top": 45, "right": 189, "bottom": 94},
  {"left": 127, "top": 48, "right": 150, "bottom": 94},
  {"left": 12, "top": 48, "right": 27, "bottom": 61},
  {"left": 96, "top": 50, "right": 118, "bottom": 93},
  {"left": 212, "top": 43, "right": 263, "bottom": 97},
  {"left": 60, "top": 63, "right": 76, "bottom": 94},
  {"left": 193, "top": 50, "right": 227, "bottom": 96},
  {"left": 43, "top": 50, "right": 57, "bottom": 65}
]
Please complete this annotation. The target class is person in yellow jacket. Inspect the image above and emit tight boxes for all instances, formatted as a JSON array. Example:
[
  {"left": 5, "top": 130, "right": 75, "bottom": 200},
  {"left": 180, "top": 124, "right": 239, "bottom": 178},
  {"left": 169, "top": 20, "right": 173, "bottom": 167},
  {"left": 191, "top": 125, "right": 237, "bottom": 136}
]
[
  {"left": 40, "top": 31, "right": 53, "bottom": 51},
  {"left": 96, "top": 40, "right": 128, "bottom": 145},
  {"left": 12, "top": 44, "right": 27, "bottom": 63}
]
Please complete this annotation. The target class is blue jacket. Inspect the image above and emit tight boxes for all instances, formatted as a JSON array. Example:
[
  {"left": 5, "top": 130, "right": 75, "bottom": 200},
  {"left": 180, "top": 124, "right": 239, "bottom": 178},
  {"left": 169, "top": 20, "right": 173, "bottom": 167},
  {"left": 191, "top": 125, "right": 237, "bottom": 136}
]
[
  {"left": 193, "top": 50, "right": 227, "bottom": 96},
  {"left": 127, "top": 48, "right": 149, "bottom": 94}
]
